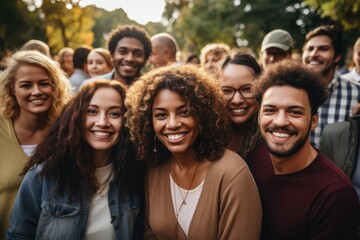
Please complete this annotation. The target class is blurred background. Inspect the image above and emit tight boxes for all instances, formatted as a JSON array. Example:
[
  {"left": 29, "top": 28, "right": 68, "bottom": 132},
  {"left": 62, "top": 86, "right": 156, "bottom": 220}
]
[{"left": 1, "top": 0, "right": 359, "bottom": 61}]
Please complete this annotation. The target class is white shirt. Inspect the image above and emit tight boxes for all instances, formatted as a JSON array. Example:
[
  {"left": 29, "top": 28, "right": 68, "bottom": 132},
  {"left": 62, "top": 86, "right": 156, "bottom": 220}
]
[
  {"left": 170, "top": 174, "right": 204, "bottom": 236},
  {"left": 85, "top": 163, "right": 115, "bottom": 240}
]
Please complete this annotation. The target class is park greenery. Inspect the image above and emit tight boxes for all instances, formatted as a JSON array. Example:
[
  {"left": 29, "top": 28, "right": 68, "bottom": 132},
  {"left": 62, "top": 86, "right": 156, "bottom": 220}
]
[{"left": 0, "top": 0, "right": 359, "bottom": 59}]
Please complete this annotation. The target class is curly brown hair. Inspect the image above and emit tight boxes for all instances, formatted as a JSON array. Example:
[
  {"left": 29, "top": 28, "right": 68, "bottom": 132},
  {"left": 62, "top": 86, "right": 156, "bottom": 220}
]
[
  {"left": 24, "top": 80, "right": 144, "bottom": 199},
  {"left": 125, "top": 64, "right": 230, "bottom": 165},
  {"left": 254, "top": 59, "right": 328, "bottom": 116}
]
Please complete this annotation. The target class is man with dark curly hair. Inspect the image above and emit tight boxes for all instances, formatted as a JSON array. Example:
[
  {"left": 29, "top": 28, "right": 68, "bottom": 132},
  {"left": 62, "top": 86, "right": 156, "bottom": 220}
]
[
  {"left": 125, "top": 64, "right": 262, "bottom": 239},
  {"left": 83, "top": 24, "right": 152, "bottom": 87},
  {"left": 247, "top": 60, "right": 360, "bottom": 239}
]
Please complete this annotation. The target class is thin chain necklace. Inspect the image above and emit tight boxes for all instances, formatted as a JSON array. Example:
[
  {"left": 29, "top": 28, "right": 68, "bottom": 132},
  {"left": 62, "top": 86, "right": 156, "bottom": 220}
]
[
  {"left": 170, "top": 160, "right": 201, "bottom": 239},
  {"left": 97, "top": 168, "right": 113, "bottom": 197}
]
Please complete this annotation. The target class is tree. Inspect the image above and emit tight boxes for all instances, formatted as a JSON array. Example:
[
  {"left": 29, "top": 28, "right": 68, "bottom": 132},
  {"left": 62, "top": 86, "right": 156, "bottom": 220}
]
[
  {"left": 0, "top": 0, "right": 46, "bottom": 57},
  {"left": 304, "top": 0, "right": 360, "bottom": 30},
  {"left": 39, "top": 1, "right": 95, "bottom": 53},
  {"left": 163, "top": 0, "right": 338, "bottom": 55}
]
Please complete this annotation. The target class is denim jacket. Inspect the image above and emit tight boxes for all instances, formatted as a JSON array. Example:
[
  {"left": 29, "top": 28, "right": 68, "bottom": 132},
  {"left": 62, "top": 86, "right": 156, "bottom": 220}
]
[{"left": 7, "top": 165, "right": 143, "bottom": 240}]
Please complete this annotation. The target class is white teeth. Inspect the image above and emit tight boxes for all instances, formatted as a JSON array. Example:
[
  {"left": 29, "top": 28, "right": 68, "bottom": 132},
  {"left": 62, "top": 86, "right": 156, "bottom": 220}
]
[
  {"left": 232, "top": 108, "right": 245, "bottom": 113},
  {"left": 272, "top": 132, "right": 290, "bottom": 138},
  {"left": 94, "top": 131, "right": 110, "bottom": 136},
  {"left": 32, "top": 99, "right": 45, "bottom": 103},
  {"left": 167, "top": 133, "right": 185, "bottom": 140}
]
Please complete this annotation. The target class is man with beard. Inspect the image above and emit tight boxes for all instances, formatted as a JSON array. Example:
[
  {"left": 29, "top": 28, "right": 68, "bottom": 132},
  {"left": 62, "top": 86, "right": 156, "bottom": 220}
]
[
  {"left": 246, "top": 60, "right": 360, "bottom": 240},
  {"left": 302, "top": 25, "right": 360, "bottom": 147},
  {"left": 82, "top": 25, "right": 152, "bottom": 87}
]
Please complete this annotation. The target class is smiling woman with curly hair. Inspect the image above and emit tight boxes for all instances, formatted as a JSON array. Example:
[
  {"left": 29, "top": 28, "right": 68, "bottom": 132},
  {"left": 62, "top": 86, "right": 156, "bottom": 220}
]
[{"left": 125, "top": 64, "right": 262, "bottom": 239}]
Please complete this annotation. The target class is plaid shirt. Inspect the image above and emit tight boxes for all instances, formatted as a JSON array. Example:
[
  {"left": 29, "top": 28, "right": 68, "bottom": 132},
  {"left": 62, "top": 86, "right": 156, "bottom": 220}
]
[{"left": 311, "top": 74, "right": 360, "bottom": 147}]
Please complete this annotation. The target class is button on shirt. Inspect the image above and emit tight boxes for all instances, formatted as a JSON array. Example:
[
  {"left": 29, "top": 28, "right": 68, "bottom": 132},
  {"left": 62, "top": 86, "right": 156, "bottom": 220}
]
[{"left": 311, "top": 74, "right": 360, "bottom": 147}]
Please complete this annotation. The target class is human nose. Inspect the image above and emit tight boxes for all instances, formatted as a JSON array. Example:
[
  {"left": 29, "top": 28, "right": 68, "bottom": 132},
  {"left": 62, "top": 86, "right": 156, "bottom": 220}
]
[
  {"left": 231, "top": 90, "right": 244, "bottom": 104},
  {"left": 95, "top": 112, "right": 110, "bottom": 127},
  {"left": 166, "top": 114, "right": 181, "bottom": 129},
  {"left": 125, "top": 52, "right": 134, "bottom": 61},
  {"left": 31, "top": 84, "right": 42, "bottom": 95},
  {"left": 272, "top": 111, "right": 289, "bottom": 127}
]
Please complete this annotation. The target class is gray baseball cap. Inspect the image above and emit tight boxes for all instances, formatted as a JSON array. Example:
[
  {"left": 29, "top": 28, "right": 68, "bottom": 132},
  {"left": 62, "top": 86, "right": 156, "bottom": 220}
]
[{"left": 261, "top": 29, "right": 293, "bottom": 52}]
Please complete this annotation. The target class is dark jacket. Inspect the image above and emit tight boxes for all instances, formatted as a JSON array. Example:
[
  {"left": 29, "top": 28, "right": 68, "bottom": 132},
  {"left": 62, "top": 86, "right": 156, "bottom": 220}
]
[{"left": 320, "top": 115, "right": 360, "bottom": 178}]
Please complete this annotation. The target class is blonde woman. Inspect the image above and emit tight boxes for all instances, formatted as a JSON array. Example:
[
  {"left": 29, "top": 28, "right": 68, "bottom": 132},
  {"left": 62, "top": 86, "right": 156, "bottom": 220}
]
[
  {"left": 87, "top": 48, "right": 114, "bottom": 78},
  {"left": 0, "top": 50, "right": 73, "bottom": 238}
]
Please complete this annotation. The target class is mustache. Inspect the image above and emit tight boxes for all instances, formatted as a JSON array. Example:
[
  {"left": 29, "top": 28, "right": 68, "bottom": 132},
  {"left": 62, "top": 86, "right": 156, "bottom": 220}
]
[
  {"left": 265, "top": 126, "right": 297, "bottom": 135},
  {"left": 306, "top": 57, "right": 324, "bottom": 64}
]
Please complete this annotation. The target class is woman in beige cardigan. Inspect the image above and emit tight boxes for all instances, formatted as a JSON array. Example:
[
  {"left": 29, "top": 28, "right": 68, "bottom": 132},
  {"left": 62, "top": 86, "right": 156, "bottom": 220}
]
[{"left": 126, "top": 64, "right": 262, "bottom": 240}]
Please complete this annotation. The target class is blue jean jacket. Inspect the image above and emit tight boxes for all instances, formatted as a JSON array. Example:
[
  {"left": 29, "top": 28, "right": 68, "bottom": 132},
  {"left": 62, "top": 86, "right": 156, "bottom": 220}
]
[{"left": 7, "top": 165, "right": 143, "bottom": 240}]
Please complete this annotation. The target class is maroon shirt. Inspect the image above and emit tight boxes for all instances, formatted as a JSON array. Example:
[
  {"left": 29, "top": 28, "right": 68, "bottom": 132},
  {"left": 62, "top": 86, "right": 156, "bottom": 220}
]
[{"left": 246, "top": 143, "right": 360, "bottom": 240}]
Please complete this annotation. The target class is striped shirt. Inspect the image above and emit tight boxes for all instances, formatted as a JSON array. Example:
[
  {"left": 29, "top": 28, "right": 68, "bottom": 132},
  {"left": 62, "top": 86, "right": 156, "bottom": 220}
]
[{"left": 311, "top": 74, "right": 360, "bottom": 147}]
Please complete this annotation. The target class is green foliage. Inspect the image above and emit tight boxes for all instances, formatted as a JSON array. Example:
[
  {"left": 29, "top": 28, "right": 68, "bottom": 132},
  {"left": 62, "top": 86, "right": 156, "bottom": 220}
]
[
  {"left": 0, "top": 0, "right": 46, "bottom": 57},
  {"left": 304, "top": 0, "right": 360, "bottom": 30},
  {"left": 164, "top": 0, "right": 341, "bottom": 56}
]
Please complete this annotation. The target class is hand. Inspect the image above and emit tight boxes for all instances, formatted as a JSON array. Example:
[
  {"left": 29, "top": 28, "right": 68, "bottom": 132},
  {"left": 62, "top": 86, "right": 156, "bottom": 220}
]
[{"left": 352, "top": 102, "right": 360, "bottom": 116}]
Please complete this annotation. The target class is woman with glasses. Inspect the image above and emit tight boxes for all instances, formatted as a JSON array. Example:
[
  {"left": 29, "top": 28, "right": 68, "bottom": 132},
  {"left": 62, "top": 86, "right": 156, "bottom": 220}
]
[{"left": 220, "top": 50, "right": 262, "bottom": 158}]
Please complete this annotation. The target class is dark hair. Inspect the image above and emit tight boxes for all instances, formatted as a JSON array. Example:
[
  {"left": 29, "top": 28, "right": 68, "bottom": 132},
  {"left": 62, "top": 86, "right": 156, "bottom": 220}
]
[
  {"left": 186, "top": 54, "right": 200, "bottom": 63},
  {"left": 24, "top": 80, "right": 144, "bottom": 199},
  {"left": 254, "top": 60, "right": 328, "bottom": 115},
  {"left": 73, "top": 46, "right": 92, "bottom": 69},
  {"left": 125, "top": 64, "right": 229, "bottom": 165},
  {"left": 304, "top": 25, "right": 343, "bottom": 57},
  {"left": 222, "top": 50, "right": 261, "bottom": 76},
  {"left": 107, "top": 25, "right": 152, "bottom": 62}
]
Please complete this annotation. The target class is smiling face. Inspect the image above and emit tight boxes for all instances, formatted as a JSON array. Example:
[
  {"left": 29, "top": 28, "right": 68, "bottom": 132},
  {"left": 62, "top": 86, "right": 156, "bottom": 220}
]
[
  {"left": 259, "top": 85, "right": 317, "bottom": 157},
  {"left": 204, "top": 53, "right": 221, "bottom": 75},
  {"left": 112, "top": 37, "right": 146, "bottom": 85},
  {"left": 302, "top": 35, "right": 340, "bottom": 83},
  {"left": 84, "top": 87, "right": 123, "bottom": 155},
  {"left": 13, "top": 64, "right": 54, "bottom": 117},
  {"left": 261, "top": 47, "right": 290, "bottom": 69},
  {"left": 87, "top": 51, "right": 112, "bottom": 77},
  {"left": 152, "top": 89, "right": 199, "bottom": 158},
  {"left": 221, "top": 63, "right": 258, "bottom": 125}
]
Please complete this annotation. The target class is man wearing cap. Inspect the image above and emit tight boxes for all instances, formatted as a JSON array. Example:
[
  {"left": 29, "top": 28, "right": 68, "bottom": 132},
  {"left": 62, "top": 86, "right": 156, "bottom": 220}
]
[{"left": 260, "top": 29, "right": 293, "bottom": 70}]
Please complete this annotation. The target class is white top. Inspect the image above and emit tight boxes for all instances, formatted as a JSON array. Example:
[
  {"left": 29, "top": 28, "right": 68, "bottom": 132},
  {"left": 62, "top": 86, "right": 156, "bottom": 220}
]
[
  {"left": 342, "top": 68, "right": 360, "bottom": 85},
  {"left": 170, "top": 174, "right": 204, "bottom": 236},
  {"left": 21, "top": 144, "right": 37, "bottom": 157},
  {"left": 85, "top": 163, "right": 115, "bottom": 240}
]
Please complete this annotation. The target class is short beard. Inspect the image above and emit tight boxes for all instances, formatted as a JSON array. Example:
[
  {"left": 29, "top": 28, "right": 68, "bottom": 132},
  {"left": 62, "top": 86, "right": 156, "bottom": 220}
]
[
  {"left": 263, "top": 121, "right": 312, "bottom": 158},
  {"left": 114, "top": 67, "right": 142, "bottom": 86}
]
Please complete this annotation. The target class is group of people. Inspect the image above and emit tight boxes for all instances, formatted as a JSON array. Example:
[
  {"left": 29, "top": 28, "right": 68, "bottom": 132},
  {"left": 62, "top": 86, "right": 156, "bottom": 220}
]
[{"left": 0, "top": 22, "right": 360, "bottom": 240}]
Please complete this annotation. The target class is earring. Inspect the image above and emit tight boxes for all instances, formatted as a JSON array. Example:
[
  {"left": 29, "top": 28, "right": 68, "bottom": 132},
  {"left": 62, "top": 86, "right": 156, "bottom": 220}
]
[{"left": 153, "top": 135, "right": 157, "bottom": 153}]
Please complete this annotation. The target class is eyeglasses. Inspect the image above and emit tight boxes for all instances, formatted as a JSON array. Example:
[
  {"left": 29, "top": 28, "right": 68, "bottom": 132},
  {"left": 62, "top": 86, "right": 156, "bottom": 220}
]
[{"left": 221, "top": 84, "right": 255, "bottom": 100}]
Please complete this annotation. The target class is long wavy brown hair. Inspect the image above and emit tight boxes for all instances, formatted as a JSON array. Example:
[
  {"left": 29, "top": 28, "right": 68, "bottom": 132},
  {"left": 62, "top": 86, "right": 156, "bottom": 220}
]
[
  {"left": 23, "top": 80, "right": 144, "bottom": 199},
  {"left": 125, "top": 64, "right": 230, "bottom": 165}
]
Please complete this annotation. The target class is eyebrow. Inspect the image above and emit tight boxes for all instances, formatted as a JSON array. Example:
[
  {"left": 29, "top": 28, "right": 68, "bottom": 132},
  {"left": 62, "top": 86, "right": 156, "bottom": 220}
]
[
  {"left": 262, "top": 104, "right": 306, "bottom": 110},
  {"left": 88, "top": 104, "right": 122, "bottom": 109},
  {"left": 153, "top": 103, "right": 188, "bottom": 111}
]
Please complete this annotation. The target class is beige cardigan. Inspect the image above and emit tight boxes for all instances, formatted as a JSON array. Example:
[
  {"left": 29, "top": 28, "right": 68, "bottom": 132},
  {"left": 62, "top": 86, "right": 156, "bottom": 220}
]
[{"left": 144, "top": 149, "right": 262, "bottom": 240}]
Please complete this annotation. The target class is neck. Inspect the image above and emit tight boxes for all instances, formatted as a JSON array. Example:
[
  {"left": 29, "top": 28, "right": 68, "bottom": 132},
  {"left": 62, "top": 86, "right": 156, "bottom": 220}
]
[
  {"left": 270, "top": 142, "right": 318, "bottom": 174},
  {"left": 92, "top": 150, "right": 111, "bottom": 168},
  {"left": 323, "top": 67, "right": 336, "bottom": 85},
  {"left": 13, "top": 112, "right": 48, "bottom": 131},
  {"left": 113, "top": 71, "right": 136, "bottom": 86},
  {"left": 227, "top": 120, "right": 252, "bottom": 152}
]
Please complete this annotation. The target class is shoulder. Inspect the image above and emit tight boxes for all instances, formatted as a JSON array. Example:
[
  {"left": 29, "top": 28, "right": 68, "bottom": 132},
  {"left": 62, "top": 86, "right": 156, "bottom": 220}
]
[
  {"left": 208, "top": 149, "right": 250, "bottom": 182},
  {"left": 80, "top": 71, "right": 114, "bottom": 88},
  {"left": 322, "top": 121, "right": 351, "bottom": 138},
  {"left": 316, "top": 152, "right": 354, "bottom": 188},
  {"left": 0, "top": 114, "right": 12, "bottom": 132}
]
